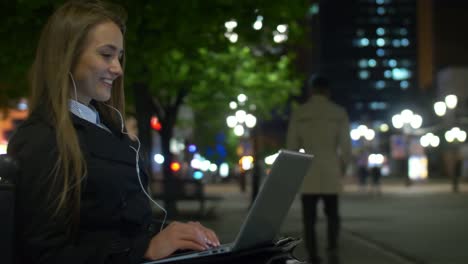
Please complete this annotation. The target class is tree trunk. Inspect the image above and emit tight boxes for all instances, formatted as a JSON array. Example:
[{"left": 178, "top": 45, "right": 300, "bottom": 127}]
[{"left": 133, "top": 83, "right": 153, "bottom": 176}]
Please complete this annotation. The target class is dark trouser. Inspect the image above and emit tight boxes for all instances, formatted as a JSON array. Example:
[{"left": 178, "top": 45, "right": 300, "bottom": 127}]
[{"left": 301, "top": 194, "right": 340, "bottom": 257}]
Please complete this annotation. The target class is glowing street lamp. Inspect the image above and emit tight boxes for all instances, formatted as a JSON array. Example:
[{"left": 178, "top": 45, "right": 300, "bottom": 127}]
[
  {"left": 445, "top": 94, "right": 458, "bottom": 109},
  {"left": 434, "top": 101, "right": 447, "bottom": 117},
  {"left": 350, "top": 124, "right": 375, "bottom": 141},
  {"left": 420, "top": 133, "right": 440, "bottom": 148},
  {"left": 445, "top": 127, "right": 467, "bottom": 143},
  {"left": 392, "top": 109, "right": 423, "bottom": 130}
]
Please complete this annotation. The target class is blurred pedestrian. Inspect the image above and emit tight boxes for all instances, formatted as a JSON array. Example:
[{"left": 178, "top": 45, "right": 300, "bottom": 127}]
[
  {"left": 7, "top": 1, "right": 219, "bottom": 263},
  {"left": 286, "top": 75, "right": 352, "bottom": 263},
  {"left": 356, "top": 149, "right": 369, "bottom": 192},
  {"left": 370, "top": 165, "right": 382, "bottom": 195}
]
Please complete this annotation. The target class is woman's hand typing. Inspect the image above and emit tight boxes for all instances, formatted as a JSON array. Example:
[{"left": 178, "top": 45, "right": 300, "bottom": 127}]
[{"left": 143, "top": 221, "right": 220, "bottom": 260}]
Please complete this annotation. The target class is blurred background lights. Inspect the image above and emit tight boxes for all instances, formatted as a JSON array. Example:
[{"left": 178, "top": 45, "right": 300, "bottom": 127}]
[
  {"left": 392, "top": 114, "right": 404, "bottom": 129},
  {"left": 188, "top": 144, "right": 197, "bottom": 153},
  {"left": 368, "top": 153, "right": 385, "bottom": 167},
  {"left": 235, "top": 110, "right": 247, "bottom": 123},
  {"left": 380, "top": 123, "right": 389, "bottom": 132},
  {"left": 434, "top": 101, "right": 447, "bottom": 116},
  {"left": 153, "top": 154, "right": 165, "bottom": 164},
  {"left": 228, "top": 33, "right": 238, "bottom": 43},
  {"left": 200, "top": 160, "right": 211, "bottom": 172},
  {"left": 445, "top": 94, "right": 458, "bottom": 109},
  {"left": 170, "top": 162, "right": 181, "bottom": 172},
  {"left": 190, "top": 158, "right": 201, "bottom": 169},
  {"left": 245, "top": 114, "right": 257, "bottom": 128},
  {"left": 264, "top": 152, "right": 279, "bottom": 165},
  {"left": 226, "top": 115, "right": 237, "bottom": 128},
  {"left": 237, "top": 94, "right": 247, "bottom": 103},
  {"left": 17, "top": 99, "right": 28, "bottom": 110},
  {"left": 409, "top": 114, "right": 423, "bottom": 129},
  {"left": 233, "top": 125, "right": 245, "bottom": 136},
  {"left": 229, "top": 101, "right": 238, "bottom": 109},
  {"left": 209, "top": 163, "right": 218, "bottom": 172},
  {"left": 193, "top": 171, "right": 204, "bottom": 180},
  {"left": 277, "top": 24, "right": 288, "bottom": 33},
  {"left": 253, "top": 20, "right": 263, "bottom": 30},
  {"left": 350, "top": 125, "right": 375, "bottom": 141},
  {"left": 445, "top": 127, "right": 467, "bottom": 143},
  {"left": 420, "top": 133, "right": 440, "bottom": 148},
  {"left": 253, "top": 15, "right": 263, "bottom": 30},
  {"left": 219, "top": 163, "right": 229, "bottom": 178},
  {"left": 240, "top": 156, "right": 254, "bottom": 170},
  {"left": 224, "top": 20, "right": 237, "bottom": 31}
]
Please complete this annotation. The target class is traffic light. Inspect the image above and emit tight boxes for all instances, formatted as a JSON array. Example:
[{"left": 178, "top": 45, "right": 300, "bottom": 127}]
[
  {"left": 150, "top": 116, "right": 162, "bottom": 131},
  {"left": 170, "top": 162, "right": 181, "bottom": 172}
]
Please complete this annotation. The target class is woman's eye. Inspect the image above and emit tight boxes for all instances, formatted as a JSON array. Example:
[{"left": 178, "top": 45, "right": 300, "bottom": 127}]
[{"left": 101, "top": 53, "right": 113, "bottom": 58}]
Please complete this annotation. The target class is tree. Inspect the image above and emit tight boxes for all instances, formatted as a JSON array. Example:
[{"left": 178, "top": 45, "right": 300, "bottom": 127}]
[
  {"left": 120, "top": 0, "right": 307, "bottom": 214},
  {"left": 1, "top": 0, "right": 309, "bottom": 214}
]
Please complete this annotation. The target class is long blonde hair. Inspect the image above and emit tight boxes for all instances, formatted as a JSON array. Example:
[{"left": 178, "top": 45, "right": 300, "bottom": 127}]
[{"left": 29, "top": 0, "right": 127, "bottom": 232}]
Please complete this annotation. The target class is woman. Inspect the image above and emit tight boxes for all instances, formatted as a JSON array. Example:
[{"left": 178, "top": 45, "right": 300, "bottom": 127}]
[{"left": 7, "top": 1, "right": 219, "bottom": 263}]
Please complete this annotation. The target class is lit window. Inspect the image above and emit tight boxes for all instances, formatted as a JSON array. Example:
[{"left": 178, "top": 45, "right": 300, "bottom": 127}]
[
  {"left": 358, "top": 59, "right": 368, "bottom": 68},
  {"left": 388, "top": 59, "right": 397, "bottom": 67},
  {"left": 376, "top": 0, "right": 385, "bottom": 4},
  {"left": 359, "top": 70, "right": 370, "bottom": 79},
  {"left": 377, "top": 7, "right": 386, "bottom": 15},
  {"left": 392, "top": 39, "right": 401, "bottom": 47},
  {"left": 401, "top": 38, "right": 410, "bottom": 46},
  {"left": 376, "top": 27, "right": 385, "bottom": 36},
  {"left": 375, "top": 80, "right": 385, "bottom": 89},
  {"left": 400, "top": 81, "right": 409, "bottom": 89},
  {"left": 360, "top": 38, "right": 370, "bottom": 46},
  {"left": 392, "top": 68, "right": 411, "bottom": 80},
  {"left": 376, "top": 38, "right": 386, "bottom": 47},
  {"left": 369, "top": 102, "right": 388, "bottom": 110},
  {"left": 384, "top": 70, "right": 392, "bottom": 78},
  {"left": 376, "top": 49, "right": 385, "bottom": 57},
  {"left": 368, "top": 59, "right": 377, "bottom": 67}
]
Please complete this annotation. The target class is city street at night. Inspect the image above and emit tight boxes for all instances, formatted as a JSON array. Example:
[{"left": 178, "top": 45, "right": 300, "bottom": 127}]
[{"left": 165, "top": 179, "right": 468, "bottom": 264}]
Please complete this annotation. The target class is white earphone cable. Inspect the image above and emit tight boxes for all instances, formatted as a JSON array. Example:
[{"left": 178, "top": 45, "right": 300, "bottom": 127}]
[
  {"left": 104, "top": 103, "right": 167, "bottom": 232},
  {"left": 69, "top": 72, "right": 167, "bottom": 232}
]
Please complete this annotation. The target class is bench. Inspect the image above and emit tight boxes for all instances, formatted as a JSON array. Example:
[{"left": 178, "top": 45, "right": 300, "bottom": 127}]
[
  {"left": 151, "top": 178, "right": 223, "bottom": 216},
  {"left": 0, "top": 154, "right": 18, "bottom": 264}
]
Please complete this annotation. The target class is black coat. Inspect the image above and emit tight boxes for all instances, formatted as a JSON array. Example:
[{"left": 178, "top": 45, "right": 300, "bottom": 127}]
[{"left": 8, "top": 108, "right": 157, "bottom": 264}]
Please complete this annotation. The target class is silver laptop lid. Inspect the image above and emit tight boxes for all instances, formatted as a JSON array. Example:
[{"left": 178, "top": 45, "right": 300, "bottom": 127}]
[{"left": 232, "top": 149, "right": 313, "bottom": 251}]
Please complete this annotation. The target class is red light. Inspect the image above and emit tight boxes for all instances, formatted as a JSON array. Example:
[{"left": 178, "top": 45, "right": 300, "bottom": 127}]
[
  {"left": 170, "top": 162, "right": 181, "bottom": 172},
  {"left": 150, "top": 116, "right": 162, "bottom": 131}
]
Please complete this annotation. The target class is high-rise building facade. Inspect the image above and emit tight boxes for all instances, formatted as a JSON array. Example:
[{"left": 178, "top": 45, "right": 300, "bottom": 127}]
[{"left": 310, "top": 0, "right": 418, "bottom": 122}]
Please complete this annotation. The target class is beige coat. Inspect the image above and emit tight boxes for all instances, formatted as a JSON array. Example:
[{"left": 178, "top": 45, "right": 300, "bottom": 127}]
[{"left": 286, "top": 95, "right": 352, "bottom": 194}]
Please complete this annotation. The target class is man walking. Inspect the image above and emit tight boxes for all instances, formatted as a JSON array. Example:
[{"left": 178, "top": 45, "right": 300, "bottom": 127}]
[{"left": 286, "top": 75, "right": 351, "bottom": 263}]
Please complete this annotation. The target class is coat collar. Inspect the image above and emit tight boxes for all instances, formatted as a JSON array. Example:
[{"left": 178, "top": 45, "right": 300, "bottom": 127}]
[{"left": 71, "top": 113, "right": 137, "bottom": 167}]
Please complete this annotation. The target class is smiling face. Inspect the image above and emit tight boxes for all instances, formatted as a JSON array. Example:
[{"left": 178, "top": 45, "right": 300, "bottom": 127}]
[{"left": 71, "top": 21, "right": 124, "bottom": 105}]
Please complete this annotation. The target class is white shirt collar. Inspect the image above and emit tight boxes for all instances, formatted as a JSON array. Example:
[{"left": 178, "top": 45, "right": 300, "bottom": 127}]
[{"left": 69, "top": 99, "right": 99, "bottom": 124}]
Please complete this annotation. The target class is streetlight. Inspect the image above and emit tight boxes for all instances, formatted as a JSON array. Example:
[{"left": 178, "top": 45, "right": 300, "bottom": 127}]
[
  {"left": 433, "top": 94, "right": 458, "bottom": 117},
  {"left": 226, "top": 94, "right": 259, "bottom": 202},
  {"left": 391, "top": 109, "right": 424, "bottom": 185},
  {"left": 444, "top": 127, "right": 467, "bottom": 143},
  {"left": 420, "top": 133, "right": 440, "bottom": 148},
  {"left": 391, "top": 109, "right": 423, "bottom": 131},
  {"left": 350, "top": 125, "right": 375, "bottom": 141},
  {"left": 434, "top": 101, "right": 447, "bottom": 117},
  {"left": 445, "top": 94, "right": 458, "bottom": 109}
]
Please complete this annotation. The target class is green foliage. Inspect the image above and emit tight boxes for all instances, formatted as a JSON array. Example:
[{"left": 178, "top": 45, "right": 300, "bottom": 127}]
[{"left": 1, "top": 0, "right": 307, "bottom": 161}]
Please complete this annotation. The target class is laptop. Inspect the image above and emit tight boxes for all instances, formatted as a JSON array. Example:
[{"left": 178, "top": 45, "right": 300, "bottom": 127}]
[{"left": 144, "top": 149, "right": 313, "bottom": 264}]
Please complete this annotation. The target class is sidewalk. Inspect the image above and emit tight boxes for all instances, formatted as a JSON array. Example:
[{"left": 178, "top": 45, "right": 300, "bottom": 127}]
[{"left": 161, "top": 179, "right": 468, "bottom": 264}]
